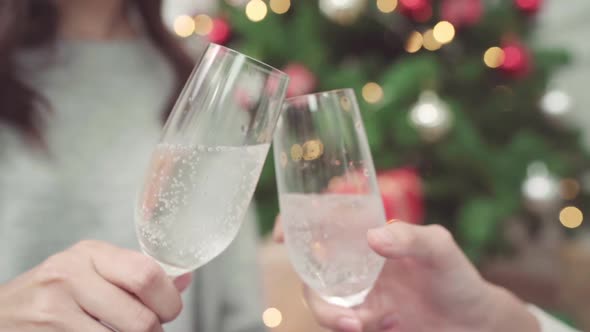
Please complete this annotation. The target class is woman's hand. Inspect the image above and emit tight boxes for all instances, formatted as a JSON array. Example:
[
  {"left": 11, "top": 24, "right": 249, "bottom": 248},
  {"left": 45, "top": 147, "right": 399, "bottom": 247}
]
[
  {"left": 0, "top": 240, "right": 191, "bottom": 332},
  {"left": 274, "top": 219, "right": 540, "bottom": 332}
]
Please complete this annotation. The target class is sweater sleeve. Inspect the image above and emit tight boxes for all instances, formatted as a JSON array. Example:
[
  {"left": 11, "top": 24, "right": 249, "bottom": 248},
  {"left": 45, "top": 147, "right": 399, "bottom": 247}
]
[{"left": 218, "top": 204, "right": 267, "bottom": 332}]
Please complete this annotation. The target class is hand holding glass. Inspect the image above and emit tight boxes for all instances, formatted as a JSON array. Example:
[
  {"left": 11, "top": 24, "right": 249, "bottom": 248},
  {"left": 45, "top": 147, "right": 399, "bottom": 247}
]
[
  {"left": 135, "top": 44, "right": 288, "bottom": 276},
  {"left": 273, "top": 89, "right": 386, "bottom": 307}
]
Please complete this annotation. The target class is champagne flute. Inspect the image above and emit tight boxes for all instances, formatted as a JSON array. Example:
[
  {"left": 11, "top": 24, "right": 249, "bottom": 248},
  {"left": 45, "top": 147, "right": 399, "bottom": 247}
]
[
  {"left": 135, "top": 44, "right": 289, "bottom": 276},
  {"left": 273, "top": 89, "right": 386, "bottom": 307}
]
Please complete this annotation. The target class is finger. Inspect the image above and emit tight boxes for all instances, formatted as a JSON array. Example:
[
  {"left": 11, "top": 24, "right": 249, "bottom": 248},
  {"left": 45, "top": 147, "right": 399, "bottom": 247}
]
[
  {"left": 68, "top": 313, "right": 114, "bottom": 332},
  {"left": 367, "top": 222, "right": 458, "bottom": 267},
  {"left": 302, "top": 286, "right": 362, "bottom": 332},
  {"left": 272, "top": 215, "right": 285, "bottom": 243},
  {"left": 75, "top": 241, "right": 182, "bottom": 323},
  {"left": 74, "top": 272, "right": 163, "bottom": 332},
  {"left": 173, "top": 273, "right": 193, "bottom": 293},
  {"left": 58, "top": 305, "right": 114, "bottom": 332}
]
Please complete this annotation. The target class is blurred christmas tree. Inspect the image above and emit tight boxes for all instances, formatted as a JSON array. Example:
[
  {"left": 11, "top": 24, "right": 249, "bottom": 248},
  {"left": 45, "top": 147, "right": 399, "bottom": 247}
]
[{"left": 206, "top": 0, "right": 590, "bottom": 260}]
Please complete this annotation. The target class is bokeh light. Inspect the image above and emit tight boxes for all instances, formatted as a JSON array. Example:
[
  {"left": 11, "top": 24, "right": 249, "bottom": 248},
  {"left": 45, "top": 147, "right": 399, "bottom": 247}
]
[
  {"left": 303, "top": 139, "right": 324, "bottom": 161},
  {"left": 173, "top": 15, "right": 195, "bottom": 37},
  {"left": 422, "top": 29, "right": 441, "bottom": 51},
  {"left": 560, "top": 178, "right": 581, "bottom": 200},
  {"left": 362, "top": 82, "right": 384, "bottom": 104},
  {"left": 559, "top": 206, "right": 584, "bottom": 229},
  {"left": 433, "top": 21, "right": 455, "bottom": 44},
  {"left": 290, "top": 144, "right": 303, "bottom": 161},
  {"left": 405, "top": 31, "right": 423, "bottom": 53},
  {"left": 540, "top": 90, "right": 571, "bottom": 116},
  {"left": 262, "top": 307, "right": 283, "bottom": 328},
  {"left": 270, "top": 0, "right": 291, "bottom": 14},
  {"left": 193, "top": 14, "right": 214, "bottom": 36},
  {"left": 377, "top": 0, "right": 398, "bottom": 13},
  {"left": 483, "top": 47, "right": 505, "bottom": 68},
  {"left": 246, "top": 0, "right": 268, "bottom": 22}
]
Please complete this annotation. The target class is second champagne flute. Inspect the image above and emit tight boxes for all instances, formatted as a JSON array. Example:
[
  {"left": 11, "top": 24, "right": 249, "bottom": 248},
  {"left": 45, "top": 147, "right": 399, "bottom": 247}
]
[
  {"left": 274, "top": 89, "right": 386, "bottom": 307},
  {"left": 135, "top": 44, "right": 289, "bottom": 276}
]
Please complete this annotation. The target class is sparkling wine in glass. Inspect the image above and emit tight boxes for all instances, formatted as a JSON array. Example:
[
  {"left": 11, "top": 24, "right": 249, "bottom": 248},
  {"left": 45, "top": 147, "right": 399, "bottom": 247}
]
[
  {"left": 135, "top": 44, "right": 288, "bottom": 276},
  {"left": 274, "top": 89, "right": 386, "bottom": 307}
]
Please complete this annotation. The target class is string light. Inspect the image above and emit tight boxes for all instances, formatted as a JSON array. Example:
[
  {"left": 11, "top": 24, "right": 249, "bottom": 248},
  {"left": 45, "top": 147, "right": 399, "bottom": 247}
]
[
  {"left": 483, "top": 47, "right": 504, "bottom": 68},
  {"left": 262, "top": 307, "right": 283, "bottom": 328},
  {"left": 246, "top": 0, "right": 268, "bottom": 22},
  {"left": 362, "top": 82, "right": 384, "bottom": 104},
  {"left": 560, "top": 178, "right": 581, "bottom": 200},
  {"left": 193, "top": 14, "right": 214, "bottom": 36},
  {"left": 270, "top": 0, "right": 291, "bottom": 14},
  {"left": 559, "top": 206, "right": 584, "bottom": 229},
  {"left": 405, "top": 31, "right": 423, "bottom": 53},
  {"left": 422, "top": 29, "right": 441, "bottom": 51},
  {"left": 377, "top": 0, "right": 398, "bottom": 13},
  {"left": 433, "top": 21, "right": 455, "bottom": 44},
  {"left": 173, "top": 15, "right": 195, "bottom": 37}
]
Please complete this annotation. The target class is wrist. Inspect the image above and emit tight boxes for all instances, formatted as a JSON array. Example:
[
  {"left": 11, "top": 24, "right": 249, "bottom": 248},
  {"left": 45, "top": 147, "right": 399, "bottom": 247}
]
[{"left": 483, "top": 284, "right": 540, "bottom": 332}]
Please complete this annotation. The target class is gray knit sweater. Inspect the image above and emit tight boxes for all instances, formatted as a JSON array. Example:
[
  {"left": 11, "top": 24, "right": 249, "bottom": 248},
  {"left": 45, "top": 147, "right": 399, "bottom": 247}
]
[{"left": 0, "top": 37, "right": 265, "bottom": 332}]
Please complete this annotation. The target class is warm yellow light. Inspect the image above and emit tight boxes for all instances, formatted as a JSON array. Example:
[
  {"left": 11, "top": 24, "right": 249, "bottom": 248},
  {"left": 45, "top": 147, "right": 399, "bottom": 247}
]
[
  {"left": 560, "top": 178, "right": 581, "bottom": 200},
  {"left": 433, "top": 21, "right": 455, "bottom": 44},
  {"left": 290, "top": 144, "right": 303, "bottom": 161},
  {"left": 484, "top": 47, "right": 505, "bottom": 68},
  {"left": 559, "top": 206, "right": 584, "bottom": 229},
  {"left": 262, "top": 307, "right": 283, "bottom": 328},
  {"left": 246, "top": 0, "right": 268, "bottom": 22},
  {"left": 405, "top": 31, "right": 423, "bottom": 53},
  {"left": 362, "top": 82, "right": 384, "bottom": 104},
  {"left": 270, "top": 0, "right": 291, "bottom": 14},
  {"left": 193, "top": 14, "right": 213, "bottom": 36},
  {"left": 303, "top": 139, "right": 324, "bottom": 161},
  {"left": 173, "top": 15, "right": 195, "bottom": 38},
  {"left": 377, "top": 0, "right": 398, "bottom": 13},
  {"left": 422, "top": 29, "right": 441, "bottom": 51}
]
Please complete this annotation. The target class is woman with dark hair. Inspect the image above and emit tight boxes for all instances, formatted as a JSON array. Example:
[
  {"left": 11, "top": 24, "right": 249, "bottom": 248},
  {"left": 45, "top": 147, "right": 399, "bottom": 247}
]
[{"left": 0, "top": 1, "right": 264, "bottom": 331}]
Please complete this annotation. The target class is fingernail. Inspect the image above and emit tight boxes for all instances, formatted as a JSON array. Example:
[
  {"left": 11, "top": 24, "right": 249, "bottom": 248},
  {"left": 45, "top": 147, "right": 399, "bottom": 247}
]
[
  {"left": 380, "top": 315, "right": 397, "bottom": 330},
  {"left": 337, "top": 317, "right": 362, "bottom": 332}
]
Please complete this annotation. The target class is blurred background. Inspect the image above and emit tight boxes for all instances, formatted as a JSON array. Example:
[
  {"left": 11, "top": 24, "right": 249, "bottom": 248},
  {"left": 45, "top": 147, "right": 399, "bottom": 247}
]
[{"left": 163, "top": 0, "right": 590, "bottom": 330}]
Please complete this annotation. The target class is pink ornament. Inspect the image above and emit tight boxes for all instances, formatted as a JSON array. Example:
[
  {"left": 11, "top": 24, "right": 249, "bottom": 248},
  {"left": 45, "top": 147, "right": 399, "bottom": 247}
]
[
  {"left": 208, "top": 18, "right": 231, "bottom": 45},
  {"left": 441, "top": 0, "right": 483, "bottom": 28},
  {"left": 514, "top": 0, "right": 542, "bottom": 14},
  {"left": 399, "top": 0, "right": 432, "bottom": 22},
  {"left": 399, "top": 0, "right": 429, "bottom": 12},
  {"left": 282, "top": 63, "right": 317, "bottom": 98},
  {"left": 500, "top": 42, "right": 532, "bottom": 77}
]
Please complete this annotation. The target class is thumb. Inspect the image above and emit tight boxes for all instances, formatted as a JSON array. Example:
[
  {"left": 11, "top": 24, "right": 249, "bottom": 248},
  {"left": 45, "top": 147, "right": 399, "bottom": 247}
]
[
  {"left": 367, "top": 222, "right": 455, "bottom": 266},
  {"left": 173, "top": 273, "right": 193, "bottom": 293}
]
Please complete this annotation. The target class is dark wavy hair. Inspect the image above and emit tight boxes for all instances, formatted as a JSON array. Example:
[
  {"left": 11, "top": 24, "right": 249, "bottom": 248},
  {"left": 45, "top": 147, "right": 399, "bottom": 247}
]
[{"left": 0, "top": 0, "right": 194, "bottom": 141}]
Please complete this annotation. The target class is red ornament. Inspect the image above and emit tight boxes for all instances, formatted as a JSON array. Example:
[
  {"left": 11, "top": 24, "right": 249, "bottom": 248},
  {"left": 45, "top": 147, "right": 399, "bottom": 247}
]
[
  {"left": 282, "top": 63, "right": 317, "bottom": 98},
  {"left": 441, "top": 0, "right": 483, "bottom": 28},
  {"left": 500, "top": 42, "right": 532, "bottom": 77},
  {"left": 377, "top": 168, "right": 424, "bottom": 224},
  {"left": 327, "top": 167, "right": 424, "bottom": 225},
  {"left": 514, "top": 0, "right": 542, "bottom": 14},
  {"left": 400, "top": 0, "right": 429, "bottom": 12},
  {"left": 208, "top": 18, "right": 231, "bottom": 45},
  {"left": 399, "top": 0, "right": 433, "bottom": 22}
]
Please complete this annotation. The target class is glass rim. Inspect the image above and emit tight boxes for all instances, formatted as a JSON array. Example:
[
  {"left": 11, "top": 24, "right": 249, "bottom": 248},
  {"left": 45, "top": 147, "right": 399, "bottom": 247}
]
[
  {"left": 208, "top": 43, "right": 289, "bottom": 79},
  {"left": 284, "top": 88, "right": 355, "bottom": 104}
]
